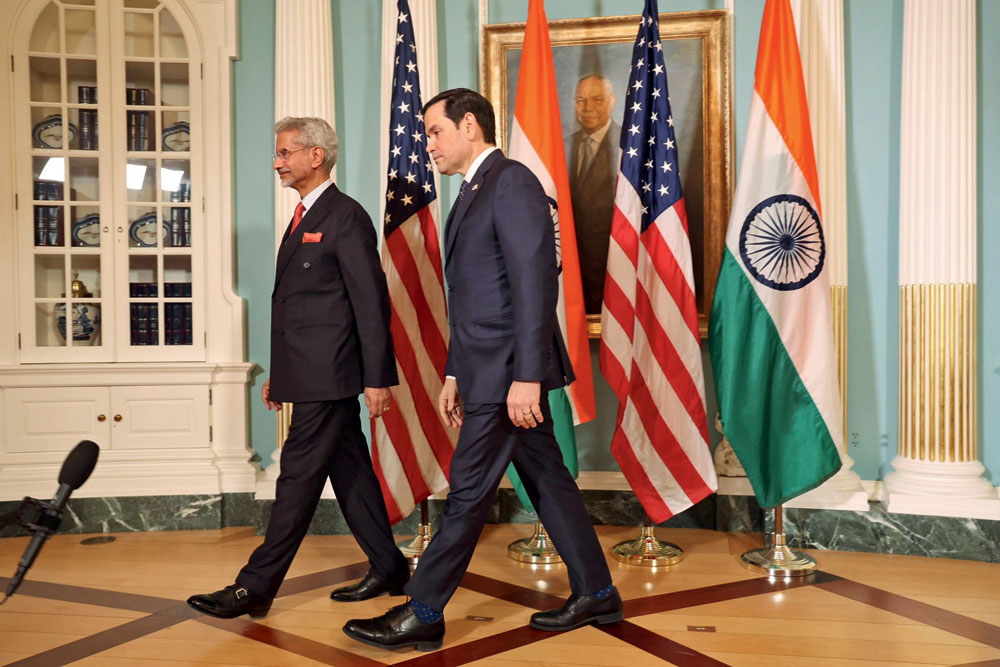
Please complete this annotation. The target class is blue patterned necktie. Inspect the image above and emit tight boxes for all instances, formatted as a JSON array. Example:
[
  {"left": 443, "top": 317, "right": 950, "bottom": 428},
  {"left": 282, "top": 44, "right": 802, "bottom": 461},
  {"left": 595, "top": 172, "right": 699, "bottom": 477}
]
[{"left": 455, "top": 180, "right": 470, "bottom": 207}]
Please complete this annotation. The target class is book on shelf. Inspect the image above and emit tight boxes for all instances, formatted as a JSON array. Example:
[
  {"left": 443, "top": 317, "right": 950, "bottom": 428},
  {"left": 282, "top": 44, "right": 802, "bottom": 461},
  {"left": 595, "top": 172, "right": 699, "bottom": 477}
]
[
  {"left": 78, "top": 110, "right": 98, "bottom": 151},
  {"left": 34, "top": 207, "right": 47, "bottom": 246},
  {"left": 46, "top": 206, "right": 62, "bottom": 246},
  {"left": 130, "top": 303, "right": 139, "bottom": 345},
  {"left": 147, "top": 303, "right": 158, "bottom": 345},
  {"left": 166, "top": 303, "right": 183, "bottom": 345},
  {"left": 126, "top": 88, "right": 151, "bottom": 151},
  {"left": 129, "top": 282, "right": 158, "bottom": 297},
  {"left": 170, "top": 209, "right": 182, "bottom": 247},
  {"left": 32, "top": 182, "right": 63, "bottom": 246},
  {"left": 130, "top": 302, "right": 162, "bottom": 346},
  {"left": 77, "top": 86, "right": 97, "bottom": 150},
  {"left": 127, "top": 111, "right": 150, "bottom": 151},
  {"left": 183, "top": 303, "right": 192, "bottom": 345}
]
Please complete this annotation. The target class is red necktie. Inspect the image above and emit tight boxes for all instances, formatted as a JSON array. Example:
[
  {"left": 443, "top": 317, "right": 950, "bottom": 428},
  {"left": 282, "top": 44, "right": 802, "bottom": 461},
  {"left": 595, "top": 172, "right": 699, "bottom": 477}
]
[{"left": 290, "top": 201, "right": 305, "bottom": 234}]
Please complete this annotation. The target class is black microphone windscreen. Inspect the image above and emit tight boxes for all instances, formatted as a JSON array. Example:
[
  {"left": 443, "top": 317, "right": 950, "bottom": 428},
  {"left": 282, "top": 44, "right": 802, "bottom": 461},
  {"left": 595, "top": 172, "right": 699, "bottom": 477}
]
[{"left": 58, "top": 440, "right": 100, "bottom": 489}]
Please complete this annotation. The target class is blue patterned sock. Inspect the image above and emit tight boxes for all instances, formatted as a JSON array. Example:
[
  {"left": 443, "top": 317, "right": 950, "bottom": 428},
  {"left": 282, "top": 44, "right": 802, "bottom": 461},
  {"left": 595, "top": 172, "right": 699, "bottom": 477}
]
[
  {"left": 591, "top": 584, "right": 617, "bottom": 600},
  {"left": 410, "top": 599, "right": 443, "bottom": 623}
]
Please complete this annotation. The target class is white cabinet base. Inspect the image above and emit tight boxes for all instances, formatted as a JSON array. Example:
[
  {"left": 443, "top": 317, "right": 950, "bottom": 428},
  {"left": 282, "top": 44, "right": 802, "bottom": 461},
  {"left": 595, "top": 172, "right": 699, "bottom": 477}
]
[{"left": 0, "top": 361, "right": 256, "bottom": 499}]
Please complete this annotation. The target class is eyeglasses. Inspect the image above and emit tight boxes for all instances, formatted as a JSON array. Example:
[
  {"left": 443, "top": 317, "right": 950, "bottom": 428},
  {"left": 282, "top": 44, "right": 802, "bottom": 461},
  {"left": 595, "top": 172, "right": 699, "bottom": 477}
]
[{"left": 272, "top": 146, "right": 308, "bottom": 162}]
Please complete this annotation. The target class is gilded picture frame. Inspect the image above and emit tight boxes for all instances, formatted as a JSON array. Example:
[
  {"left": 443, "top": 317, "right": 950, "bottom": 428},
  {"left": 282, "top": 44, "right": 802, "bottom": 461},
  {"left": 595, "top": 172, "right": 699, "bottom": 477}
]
[{"left": 482, "top": 10, "right": 732, "bottom": 338}]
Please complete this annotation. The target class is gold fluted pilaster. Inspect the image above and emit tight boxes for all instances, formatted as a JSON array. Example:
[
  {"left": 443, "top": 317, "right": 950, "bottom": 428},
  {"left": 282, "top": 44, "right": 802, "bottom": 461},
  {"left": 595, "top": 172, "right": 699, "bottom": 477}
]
[
  {"left": 886, "top": 1, "right": 994, "bottom": 518},
  {"left": 277, "top": 404, "right": 293, "bottom": 451},
  {"left": 898, "top": 284, "right": 976, "bottom": 464},
  {"left": 831, "top": 284, "right": 847, "bottom": 449}
]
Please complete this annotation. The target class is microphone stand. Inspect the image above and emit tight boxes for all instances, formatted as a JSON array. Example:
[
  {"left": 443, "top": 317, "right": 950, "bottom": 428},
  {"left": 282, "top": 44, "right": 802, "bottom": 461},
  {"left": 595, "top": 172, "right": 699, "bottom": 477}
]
[
  {"left": 1, "top": 497, "right": 62, "bottom": 604},
  {"left": 0, "top": 497, "right": 60, "bottom": 533}
]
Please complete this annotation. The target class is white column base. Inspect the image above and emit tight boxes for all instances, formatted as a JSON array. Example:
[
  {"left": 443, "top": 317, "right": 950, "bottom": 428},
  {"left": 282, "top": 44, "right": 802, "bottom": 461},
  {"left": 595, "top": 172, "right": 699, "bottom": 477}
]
[
  {"left": 717, "top": 475, "right": 755, "bottom": 496},
  {"left": 884, "top": 456, "right": 1000, "bottom": 520},
  {"left": 785, "top": 452, "right": 869, "bottom": 511}
]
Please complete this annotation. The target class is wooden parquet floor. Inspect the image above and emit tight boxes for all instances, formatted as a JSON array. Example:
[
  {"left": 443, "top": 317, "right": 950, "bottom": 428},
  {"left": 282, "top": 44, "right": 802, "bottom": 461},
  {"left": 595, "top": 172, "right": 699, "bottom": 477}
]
[{"left": 1, "top": 525, "right": 999, "bottom": 666}]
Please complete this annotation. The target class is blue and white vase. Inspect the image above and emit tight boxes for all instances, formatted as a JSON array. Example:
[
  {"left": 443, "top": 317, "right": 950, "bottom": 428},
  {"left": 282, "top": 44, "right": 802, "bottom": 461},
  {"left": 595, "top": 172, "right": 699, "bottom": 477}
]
[
  {"left": 55, "top": 303, "right": 101, "bottom": 344},
  {"left": 54, "top": 273, "right": 101, "bottom": 345}
]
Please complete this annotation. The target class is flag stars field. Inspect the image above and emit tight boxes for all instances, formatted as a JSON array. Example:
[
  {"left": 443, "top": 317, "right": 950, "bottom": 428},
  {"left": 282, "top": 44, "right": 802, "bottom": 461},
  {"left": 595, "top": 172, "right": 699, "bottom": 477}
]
[{"left": 372, "top": 0, "right": 456, "bottom": 522}]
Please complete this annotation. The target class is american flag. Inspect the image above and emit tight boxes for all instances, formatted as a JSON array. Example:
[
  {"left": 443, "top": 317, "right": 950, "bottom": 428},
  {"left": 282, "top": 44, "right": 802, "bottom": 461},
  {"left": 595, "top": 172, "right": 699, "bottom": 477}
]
[
  {"left": 372, "top": 0, "right": 456, "bottom": 524},
  {"left": 599, "top": 0, "right": 718, "bottom": 523}
]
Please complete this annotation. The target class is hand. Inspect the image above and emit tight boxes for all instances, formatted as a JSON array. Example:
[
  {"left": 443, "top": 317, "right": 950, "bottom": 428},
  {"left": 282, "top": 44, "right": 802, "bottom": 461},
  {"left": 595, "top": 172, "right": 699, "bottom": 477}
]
[
  {"left": 262, "top": 378, "right": 282, "bottom": 411},
  {"left": 365, "top": 387, "right": 392, "bottom": 419},
  {"left": 507, "top": 381, "right": 543, "bottom": 429},
  {"left": 438, "top": 377, "right": 463, "bottom": 428}
]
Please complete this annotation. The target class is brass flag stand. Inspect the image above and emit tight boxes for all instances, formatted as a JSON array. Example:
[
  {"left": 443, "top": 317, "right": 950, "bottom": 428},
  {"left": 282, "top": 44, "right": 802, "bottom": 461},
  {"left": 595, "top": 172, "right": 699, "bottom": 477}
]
[
  {"left": 741, "top": 505, "right": 817, "bottom": 577},
  {"left": 507, "top": 520, "right": 563, "bottom": 564},
  {"left": 612, "top": 516, "right": 683, "bottom": 566},
  {"left": 397, "top": 500, "right": 433, "bottom": 566}
]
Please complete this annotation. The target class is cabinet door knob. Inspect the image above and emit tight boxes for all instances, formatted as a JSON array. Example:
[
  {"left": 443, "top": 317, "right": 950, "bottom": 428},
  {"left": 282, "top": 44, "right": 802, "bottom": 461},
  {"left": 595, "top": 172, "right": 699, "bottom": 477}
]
[
  {"left": 97, "top": 414, "right": 106, "bottom": 422},
  {"left": 113, "top": 414, "right": 122, "bottom": 422}
]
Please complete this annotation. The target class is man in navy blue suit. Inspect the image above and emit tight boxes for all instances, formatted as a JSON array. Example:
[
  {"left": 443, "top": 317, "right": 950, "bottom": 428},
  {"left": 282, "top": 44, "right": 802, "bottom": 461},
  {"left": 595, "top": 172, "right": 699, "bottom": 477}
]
[{"left": 343, "top": 89, "right": 622, "bottom": 652}]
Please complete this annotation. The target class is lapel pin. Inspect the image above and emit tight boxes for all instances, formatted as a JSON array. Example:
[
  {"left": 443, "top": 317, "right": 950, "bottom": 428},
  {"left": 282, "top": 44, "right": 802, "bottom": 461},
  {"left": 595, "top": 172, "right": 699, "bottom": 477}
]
[{"left": 471, "top": 184, "right": 479, "bottom": 191}]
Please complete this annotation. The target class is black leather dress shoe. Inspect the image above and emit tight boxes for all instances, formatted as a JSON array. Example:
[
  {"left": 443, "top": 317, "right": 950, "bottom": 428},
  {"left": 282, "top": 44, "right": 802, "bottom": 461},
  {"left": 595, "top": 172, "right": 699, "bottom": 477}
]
[
  {"left": 330, "top": 569, "right": 409, "bottom": 602},
  {"left": 187, "top": 584, "right": 272, "bottom": 619},
  {"left": 343, "top": 603, "right": 444, "bottom": 651},
  {"left": 529, "top": 590, "right": 624, "bottom": 631}
]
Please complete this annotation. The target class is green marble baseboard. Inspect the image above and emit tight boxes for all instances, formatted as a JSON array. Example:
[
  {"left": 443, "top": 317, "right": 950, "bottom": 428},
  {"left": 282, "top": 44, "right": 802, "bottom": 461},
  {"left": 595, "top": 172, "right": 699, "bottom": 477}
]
[
  {"left": 0, "top": 495, "right": 224, "bottom": 537},
  {"left": 2, "top": 493, "right": 997, "bottom": 563},
  {"left": 771, "top": 502, "right": 1000, "bottom": 563}
]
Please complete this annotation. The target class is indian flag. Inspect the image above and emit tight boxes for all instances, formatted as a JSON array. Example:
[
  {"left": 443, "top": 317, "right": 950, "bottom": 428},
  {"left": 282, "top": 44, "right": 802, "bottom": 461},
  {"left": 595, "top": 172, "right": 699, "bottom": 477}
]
[
  {"left": 709, "top": 0, "right": 842, "bottom": 508},
  {"left": 506, "top": 0, "right": 595, "bottom": 509}
]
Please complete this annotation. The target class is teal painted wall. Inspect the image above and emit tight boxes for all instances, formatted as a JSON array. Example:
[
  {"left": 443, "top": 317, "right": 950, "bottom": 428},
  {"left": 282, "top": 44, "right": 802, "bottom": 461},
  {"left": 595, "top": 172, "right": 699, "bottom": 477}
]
[
  {"left": 979, "top": 0, "right": 999, "bottom": 485},
  {"left": 843, "top": 0, "right": 903, "bottom": 480},
  {"left": 232, "top": 0, "right": 997, "bottom": 486},
  {"left": 233, "top": 0, "right": 276, "bottom": 467}
]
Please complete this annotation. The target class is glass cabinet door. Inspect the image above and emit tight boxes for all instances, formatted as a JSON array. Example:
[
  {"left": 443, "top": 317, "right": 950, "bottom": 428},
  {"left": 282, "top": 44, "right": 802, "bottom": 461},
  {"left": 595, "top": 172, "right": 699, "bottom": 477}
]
[
  {"left": 22, "top": 0, "right": 110, "bottom": 360},
  {"left": 118, "top": 0, "right": 196, "bottom": 357},
  {"left": 16, "top": 0, "right": 201, "bottom": 362}
]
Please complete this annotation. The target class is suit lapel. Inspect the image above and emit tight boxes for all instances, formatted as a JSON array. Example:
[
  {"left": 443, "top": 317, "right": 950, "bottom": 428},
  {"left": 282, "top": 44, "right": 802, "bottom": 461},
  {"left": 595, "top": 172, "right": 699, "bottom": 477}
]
[
  {"left": 445, "top": 150, "right": 502, "bottom": 262},
  {"left": 273, "top": 183, "right": 339, "bottom": 292}
]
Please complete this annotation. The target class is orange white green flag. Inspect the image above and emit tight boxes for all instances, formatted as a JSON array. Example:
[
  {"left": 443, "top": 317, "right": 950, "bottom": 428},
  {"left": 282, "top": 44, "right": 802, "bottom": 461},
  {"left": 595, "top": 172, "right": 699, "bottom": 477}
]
[
  {"left": 505, "top": 0, "right": 595, "bottom": 508},
  {"left": 709, "top": 0, "right": 842, "bottom": 508}
]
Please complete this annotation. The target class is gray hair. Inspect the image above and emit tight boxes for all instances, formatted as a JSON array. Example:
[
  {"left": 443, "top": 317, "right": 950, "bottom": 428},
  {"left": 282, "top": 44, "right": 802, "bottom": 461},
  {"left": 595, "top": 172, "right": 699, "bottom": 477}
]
[
  {"left": 273, "top": 116, "right": 339, "bottom": 172},
  {"left": 576, "top": 74, "right": 614, "bottom": 97}
]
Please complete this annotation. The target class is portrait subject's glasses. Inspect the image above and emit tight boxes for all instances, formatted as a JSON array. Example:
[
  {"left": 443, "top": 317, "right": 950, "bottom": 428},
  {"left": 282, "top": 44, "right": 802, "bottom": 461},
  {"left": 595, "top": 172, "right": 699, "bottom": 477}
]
[{"left": 272, "top": 146, "right": 308, "bottom": 162}]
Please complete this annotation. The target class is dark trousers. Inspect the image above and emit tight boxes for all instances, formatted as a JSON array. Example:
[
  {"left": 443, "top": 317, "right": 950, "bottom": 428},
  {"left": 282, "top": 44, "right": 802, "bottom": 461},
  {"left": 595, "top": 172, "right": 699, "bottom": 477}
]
[
  {"left": 405, "top": 397, "right": 612, "bottom": 610},
  {"left": 237, "top": 399, "right": 407, "bottom": 598}
]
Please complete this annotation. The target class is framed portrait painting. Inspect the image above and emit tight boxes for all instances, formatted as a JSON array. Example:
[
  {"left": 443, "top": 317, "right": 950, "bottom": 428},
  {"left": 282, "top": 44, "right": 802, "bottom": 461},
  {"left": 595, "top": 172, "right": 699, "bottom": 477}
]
[{"left": 482, "top": 10, "right": 732, "bottom": 338}]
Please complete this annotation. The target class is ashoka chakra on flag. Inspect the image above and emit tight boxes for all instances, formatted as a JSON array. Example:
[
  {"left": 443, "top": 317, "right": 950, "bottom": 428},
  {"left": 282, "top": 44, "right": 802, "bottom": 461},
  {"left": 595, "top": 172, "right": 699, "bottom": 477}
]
[{"left": 738, "top": 193, "right": 825, "bottom": 291}]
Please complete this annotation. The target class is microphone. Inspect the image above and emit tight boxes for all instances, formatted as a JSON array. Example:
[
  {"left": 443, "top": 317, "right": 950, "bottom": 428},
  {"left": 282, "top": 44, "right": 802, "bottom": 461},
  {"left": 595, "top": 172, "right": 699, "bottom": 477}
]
[{"left": 4, "top": 440, "right": 99, "bottom": 598}]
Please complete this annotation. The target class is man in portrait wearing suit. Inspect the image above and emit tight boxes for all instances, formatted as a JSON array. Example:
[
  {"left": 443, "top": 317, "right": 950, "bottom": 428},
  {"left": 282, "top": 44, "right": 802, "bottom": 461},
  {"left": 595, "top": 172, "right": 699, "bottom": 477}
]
[
  {"left": 566, "top": 74, "right": 620, "bottom": 314},
  {"left": 343, "top": 89, "right": 622, "bottom": 652},
  {"left": 187, "top": 117, "right": 409, "bottom": 619}
]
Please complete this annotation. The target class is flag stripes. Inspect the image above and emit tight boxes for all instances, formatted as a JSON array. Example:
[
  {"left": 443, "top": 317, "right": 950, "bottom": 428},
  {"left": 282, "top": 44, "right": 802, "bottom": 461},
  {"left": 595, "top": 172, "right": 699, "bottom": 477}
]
[
  {"left": 374, "top": 0, "right": 456, "bottom": 524},
  {"left": 599, "top": 0, "right": 717, "bottom": 523}
]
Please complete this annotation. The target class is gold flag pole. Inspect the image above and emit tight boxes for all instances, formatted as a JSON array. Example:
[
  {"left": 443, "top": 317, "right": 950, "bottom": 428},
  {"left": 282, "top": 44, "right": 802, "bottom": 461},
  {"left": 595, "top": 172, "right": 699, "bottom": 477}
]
[
  {"left": 612, "top": 515, "right": 683, "bottom": 566},
  {"left": 397, "top": 499, "right": 433, "bottom": 566},
  {"left": 508, "top": 520, "right": 562, "bottom": 564},
  {"left": 740, "top": 505, "right": 817, "bottom": 576}
]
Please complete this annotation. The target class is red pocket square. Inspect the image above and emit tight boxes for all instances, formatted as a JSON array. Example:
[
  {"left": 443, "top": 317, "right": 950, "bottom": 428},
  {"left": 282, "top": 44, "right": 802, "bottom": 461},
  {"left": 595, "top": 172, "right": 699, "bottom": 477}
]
[{"left": 302, "top": 232, "right": 323, "bottom": 243}]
